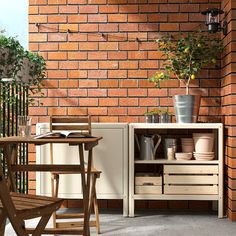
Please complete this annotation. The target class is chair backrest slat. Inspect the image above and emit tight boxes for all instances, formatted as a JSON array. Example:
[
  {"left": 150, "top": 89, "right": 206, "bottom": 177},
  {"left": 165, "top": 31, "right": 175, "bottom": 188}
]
[{"left": 50, "top": 116, "right": 91, "bottom": 134}]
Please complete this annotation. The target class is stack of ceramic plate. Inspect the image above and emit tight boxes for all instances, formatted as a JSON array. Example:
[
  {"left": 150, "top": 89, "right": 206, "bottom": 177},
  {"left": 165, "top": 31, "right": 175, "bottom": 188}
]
[
  {"left": 193, "top": 152, "right": 214, "bottom": 161},
  {"left": 175, "top": 152, "right": 192, "bottom": 160},
  {"left": 181, "top": 138, "right": 194, "bottom": 153}
]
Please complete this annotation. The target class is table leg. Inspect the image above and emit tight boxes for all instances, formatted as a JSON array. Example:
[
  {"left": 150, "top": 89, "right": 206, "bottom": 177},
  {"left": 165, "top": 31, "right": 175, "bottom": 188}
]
[
  {"left": 4, "top": 144, "right": 17, "bottom": 192},
  {"left": 78, "top": 144, "right": 90, "bottom": 236}
]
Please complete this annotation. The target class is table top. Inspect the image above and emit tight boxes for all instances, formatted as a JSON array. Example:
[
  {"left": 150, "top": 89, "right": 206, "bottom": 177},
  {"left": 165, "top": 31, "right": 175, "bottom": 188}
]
[{"left": 0, "top": 136, "right": 102, "bottom": 145}]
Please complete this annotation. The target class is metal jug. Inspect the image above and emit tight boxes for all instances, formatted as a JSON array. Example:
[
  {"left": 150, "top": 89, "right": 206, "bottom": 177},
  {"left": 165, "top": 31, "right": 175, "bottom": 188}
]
[{"left": 135, "top": 134, "right": 162, "bottom": 160}]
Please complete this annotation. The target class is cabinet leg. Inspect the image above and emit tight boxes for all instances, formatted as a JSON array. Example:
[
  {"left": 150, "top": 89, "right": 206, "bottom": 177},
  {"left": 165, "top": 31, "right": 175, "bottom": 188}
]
[{"left": 129, "top": 198, "right": 135, "bottom": 217}]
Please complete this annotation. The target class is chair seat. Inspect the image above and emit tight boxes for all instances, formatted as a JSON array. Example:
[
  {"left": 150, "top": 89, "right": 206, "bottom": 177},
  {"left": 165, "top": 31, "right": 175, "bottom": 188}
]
[
  {"left": 0, "top": 192, "right": 63, "bottom": 220},
  {"left": 51, "top": 168, "right": 101, "bottom": 175}
]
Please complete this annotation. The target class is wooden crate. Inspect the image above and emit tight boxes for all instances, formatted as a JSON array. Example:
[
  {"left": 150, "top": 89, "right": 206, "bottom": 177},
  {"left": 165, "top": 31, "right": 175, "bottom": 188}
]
[
  {"left": 135, "top": 174, "right": 162, "bottom": 194},
  {"left": 164, "top": 165, "right": 218, "bottom": 195},
  {"left": 135, "top": 185, "right": 162, "bottom": 194}
]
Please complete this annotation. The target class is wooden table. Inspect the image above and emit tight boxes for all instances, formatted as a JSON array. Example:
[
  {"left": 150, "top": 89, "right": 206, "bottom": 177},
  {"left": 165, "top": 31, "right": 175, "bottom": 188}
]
[{"left": 0, "top": 136, "right": 102, "bottom": 236}]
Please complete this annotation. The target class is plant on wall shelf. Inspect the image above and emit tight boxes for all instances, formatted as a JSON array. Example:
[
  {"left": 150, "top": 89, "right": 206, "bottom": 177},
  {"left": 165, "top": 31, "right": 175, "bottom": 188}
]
[{"left": 149, "top": 31, "right": 222, "bottom": 95}]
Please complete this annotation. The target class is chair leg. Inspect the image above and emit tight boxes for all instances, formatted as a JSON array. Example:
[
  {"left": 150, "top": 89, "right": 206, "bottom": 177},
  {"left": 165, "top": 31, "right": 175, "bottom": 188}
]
[
  {"left": 0, "top": 210, "right": 7, "bottom": 235},
  {"left": 51, "top": 174, "right": 60, "bottom": 229},
  {"left": 31, "top": 214, "right": 51, "bottom": 236},
  {"left": 90, "top": 174, "right": 100, "bottom": 234}
]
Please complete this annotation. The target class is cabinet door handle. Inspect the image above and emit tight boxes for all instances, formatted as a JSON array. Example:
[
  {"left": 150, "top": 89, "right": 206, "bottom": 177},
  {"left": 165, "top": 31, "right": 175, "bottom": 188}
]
[{"left": 143, "top": 183, "right": 154, "bottom": 186}]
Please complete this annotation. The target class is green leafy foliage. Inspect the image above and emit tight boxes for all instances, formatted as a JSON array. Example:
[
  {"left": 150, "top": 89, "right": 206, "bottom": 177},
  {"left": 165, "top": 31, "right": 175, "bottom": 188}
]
[
  {"left": 0, "top": 32, "right": 46, "bottom": 104},
  {"left": 149, "top": 31, "right": 223, "bottom": 94}
]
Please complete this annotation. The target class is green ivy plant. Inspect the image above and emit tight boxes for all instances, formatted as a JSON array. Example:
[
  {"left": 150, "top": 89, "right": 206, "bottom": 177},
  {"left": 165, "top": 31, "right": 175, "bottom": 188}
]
[
  {"left": 0, "top": 31, "right": 46, "bottom": 103},
  {"left": 149, "top": 31, "right": 223, "bottom": 95}
]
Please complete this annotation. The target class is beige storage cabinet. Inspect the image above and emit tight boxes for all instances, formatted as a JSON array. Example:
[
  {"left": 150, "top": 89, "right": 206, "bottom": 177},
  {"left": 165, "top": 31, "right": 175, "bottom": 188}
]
[{"left": 36, "top": 123, "right": 129, "bottom": 216}]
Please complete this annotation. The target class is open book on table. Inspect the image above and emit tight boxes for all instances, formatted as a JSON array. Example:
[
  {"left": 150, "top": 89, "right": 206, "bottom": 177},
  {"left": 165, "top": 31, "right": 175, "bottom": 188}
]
[{"left": 34, "top": 131, "right": 94, "bottom": 139}]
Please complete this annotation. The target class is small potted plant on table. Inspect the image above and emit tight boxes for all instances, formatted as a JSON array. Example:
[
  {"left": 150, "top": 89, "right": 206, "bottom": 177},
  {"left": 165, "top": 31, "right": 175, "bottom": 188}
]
[{"left": 149, "top": 31, "right": 222, "bottom": 123}]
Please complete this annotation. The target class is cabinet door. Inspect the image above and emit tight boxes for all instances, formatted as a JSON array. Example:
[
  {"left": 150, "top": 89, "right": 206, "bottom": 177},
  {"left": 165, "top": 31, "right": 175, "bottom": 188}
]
[{"left": 36, "top": 123, "right": 128, "bottom": 200}]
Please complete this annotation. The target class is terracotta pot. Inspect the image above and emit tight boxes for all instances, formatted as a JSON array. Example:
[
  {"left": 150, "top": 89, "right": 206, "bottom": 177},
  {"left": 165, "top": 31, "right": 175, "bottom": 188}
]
[{"left": 193, "top": 133, "right": 214, "bottom": 152}]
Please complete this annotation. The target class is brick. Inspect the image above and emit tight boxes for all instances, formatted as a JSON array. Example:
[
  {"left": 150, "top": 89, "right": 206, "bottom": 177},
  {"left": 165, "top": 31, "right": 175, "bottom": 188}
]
[
  {"left": 119, "top": 61, "right": 138, "bottom": 69},
  {"left": 108, "top": 14, "right": 127, "bottom": 22},
  {"left": 79, "top": 42, "right": 98, "bottom": 51},
  {"left": 159, "top": 4, "right": 179, "bottom": 12},
  {"left": 128, "top": 70, "right": 147, "bottom": 78},
  {"left": 99, "top": 42, "right": 118, "bottom": 51},
  {"left": 88, "top": 70, "right": 107, "bottom": 78},
  {"left": 39, "top": 6, "right": 58, "bottom": 14},
  {"left": 68, "top": 15, "right": 87, "bottom": 23},
  {"left": 29, "top": 0, "right": 47, "bottom": 5},
  {"left": 88, "top": 14, "right": 107, "bottom": 23},
  {"left": 39, "top": 43, "right": 58, "bottom": 51},
  {"left": 59, "top": 42, "right": 78, "bottom": 50},
  {"left": 47, "top": 70, "right": 67, "bottom": 79},
  {"left": 41, "top": 98, "right": 58, "bottom": 106},
  {"left": 180, "top": 4, "right": 200, "bottom": 12},
  {"left": 99, "top": 61, "right": 118, "bottom": 69},
  {"left": 48, "top": 52, "right": 67, "bottom": 60},
  {"left": 79, "top": 5, "right": 98, "bottom": 14},
  {"left": 59, "top": 5, "right": 78, "bottom": 14},
  {"left": 88, "top": 89, "right": 107, "bottom": 97},
  {"left": 119, "top": 98, "right": 138, "bottom": 106},
  {"left": 128, "top": 51, "right": 147, "bottom": 60},
  {"left": 48, "top": 33, "right": 67, "bottom": 42},
  {"left": 41, "top": 79, "right": 59, "bottom": 88},
  {"left": 29, "top": 33, "right": 47, "bottom": 42},
  {"left": 48, "top": 89, "right": 67, "bottom": 97},
  {"left": 46, "top": 61, "right": 59, "bottom": 70},
  {"left": 128, "top": 14, "right": 148, "bottom": 23},
  {"left": 48, "top": 0, "right": 66, "bottom": 4},
  {"left": 128, "top": 88, "right": 147, "bottom": 97},
  {"left": 79, "top": 98, "right": 98, "bottom": 106},
  {"left": 139, "top": 97, "right": 158, "bottom": 106},
  {"left": 68, "top": 52, "right": 87, "bottom": 60},
  {"left": 139, "top": 4, "right": 159, "bottom": 13},
  {"left": 59, "top": 24, "right": 78, "bottom": 32},
  {"left": 29, "top": 15, "right": 47, "bottom": 24},
  {"left": 99, "top": 80, "right": 119, "bottom": 88},
  {"left": 99, "top": 24, "right": 118, "bottom": 32},
  {"left": 148, "top": 13, "right": 168, "bottom": 22},
  {"left": 48, "top": 108, "right": 67, "bottom": 116},
  {"left": 68, "top": 34, "right": 87, "bottom": 41},
  {"left": 99, "top": 98, "right": 118, "bottom": 106},
  {"left": 79, "top": 61, "right": 98, "bottom": 69},
  {"left": 99, "top": 5, "right": 118, "bottom": 13},
  {"left": 119, "top": 23, "right": 139, "bottom": 32},
  {"left": 140, "top": 60, "right": 158, "bottom": 69},
  {"left": 108, "top": 51, "right": 127, "bottom": 60},
  {"left": 128, "top": 107, "right": 146, "bottom": 115},
  {"left": 88, "top": 52, "right": 107, "bottom": 60},
  {"left": 108, "top": 107, "right": 127, "bottom": 115},
  {"left": 79, "top": 80, "right": 98, "bottom": 88},
  {"left": 108, "top": 89, "right": 127, "bottom": 97},
  {"left": 169, "top": 13, "right": 188, "bottom": 22},
  {"left": 160, "top": 23, "right": 179, "bottom": 31},
  {"left": 68, "top": 89, "right": 87, "bottom": 97},
  {"left": 108, "top": 0, "right": 127, "bottom": 4},
  {"left": 87, "top": 107, "right": 107, "bottom": 115},
  {"left": 120, "top": 79, "right": 138, "bottom": 88},
  {"left": 67, "top": 0, "right": 86, "bottom": 3},
  {"left": 79, "top": 24, "right": 98, "bottom": 32},
  {"left": 48, "top": 15, "right": 67, "bottom": 23},
  {"left": 59, "top": 80, "right": 78, "bottom": 88},
  {"left": 119, "top": 42, "right": 139, "bottom": 51},
  {"left": 29, "top": 6, "right": 39, "bottom": 14},
  {"left": 108, "top": 70, "right": 127, "bottom": 78}
]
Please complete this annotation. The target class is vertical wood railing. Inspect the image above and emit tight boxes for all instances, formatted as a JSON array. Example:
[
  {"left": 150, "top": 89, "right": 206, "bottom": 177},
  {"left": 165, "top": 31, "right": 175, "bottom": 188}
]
[{"left": 0, "top": 80, "right": 28, "bottom": 193}]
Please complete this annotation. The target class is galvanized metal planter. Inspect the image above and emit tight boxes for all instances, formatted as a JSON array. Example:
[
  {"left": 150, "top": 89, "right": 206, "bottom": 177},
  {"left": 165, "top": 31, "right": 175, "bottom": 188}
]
[{"left": 173, "top": 95, "right": 201, "bottom": 123}]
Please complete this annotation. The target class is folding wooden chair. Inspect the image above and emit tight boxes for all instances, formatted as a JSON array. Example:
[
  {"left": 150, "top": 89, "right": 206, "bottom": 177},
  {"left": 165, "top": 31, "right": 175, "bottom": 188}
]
[
  {"left": 0, "top": 163, "right": 63, "bottom": 236},
  {"left": 50, "top": 116, "right": 101, "bottom": 234}
]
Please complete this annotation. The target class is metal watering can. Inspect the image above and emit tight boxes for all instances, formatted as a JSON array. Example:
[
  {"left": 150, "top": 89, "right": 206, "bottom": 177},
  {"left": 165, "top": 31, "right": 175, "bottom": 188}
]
[{"left": 135, "top": 134, "right": 162, "bottom": 160}]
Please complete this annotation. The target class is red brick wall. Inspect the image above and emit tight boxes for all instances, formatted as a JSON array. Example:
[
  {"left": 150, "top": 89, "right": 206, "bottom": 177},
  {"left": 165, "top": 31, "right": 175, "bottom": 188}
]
[
  {"left": 222, "top": 0, "right": 236, "bottom": 221},
  {"left": 28, "top": 0, "right": 225, "bottom": 210}
]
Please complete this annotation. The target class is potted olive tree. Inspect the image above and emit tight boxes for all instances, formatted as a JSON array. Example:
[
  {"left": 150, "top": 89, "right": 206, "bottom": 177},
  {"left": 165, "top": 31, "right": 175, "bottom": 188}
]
[{"left": 149, "top": 31, "right": 222, "bottom": 123}]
